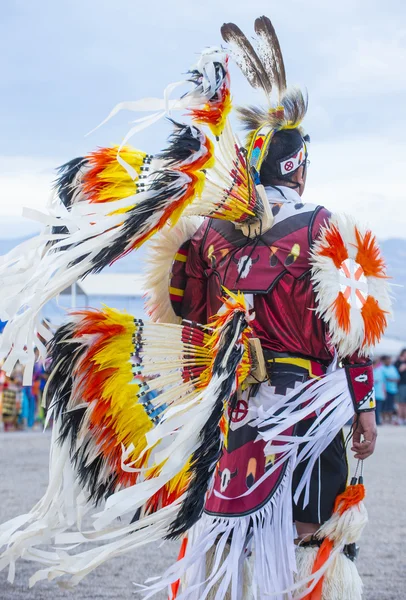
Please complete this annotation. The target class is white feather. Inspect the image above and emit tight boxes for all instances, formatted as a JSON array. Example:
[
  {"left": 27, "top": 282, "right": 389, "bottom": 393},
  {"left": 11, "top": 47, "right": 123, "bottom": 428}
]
[
  {"left": 310, "top": 212, "right": 392, "bottom": 358},
  {"left": 144, "top": 217, "right": 202, "bottom": 324}
]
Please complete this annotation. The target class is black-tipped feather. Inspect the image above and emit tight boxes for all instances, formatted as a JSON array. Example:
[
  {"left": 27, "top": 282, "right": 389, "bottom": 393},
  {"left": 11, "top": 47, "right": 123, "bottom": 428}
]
[
  {"left": 46, "top": 325, "right": 87, "bottom": 449},
  {"left": 83, "top": 123, "right": 202, "bottom": 274},
  {"left": 237, "top": 89, "right": 308, "bottom": 140},
  {"left": 46, "top": 323, "right": 83, "bottom": 424},
  {"left": 55, "top": 157, "right": 88, "bottom": 209},
  {"left": 159, "top": 121, "right": 202, "bottom": 165},
  {"left": 254, "top": 16, "right": 286, "bottom": 96},
  {"left": 167, "top": 313, "right": 247, "bottom": 539},
  {"left": 221, "top": 22, "right": 273, "bottom": 97},
  {"left": 51, "top": 157, "right": 88, "bottom": 238},
  {"left": 74, "top": 443, "right": 118, "bottom": 505},
  {"left": 47, "top": 322, "right": 119, "bottom": 505}
]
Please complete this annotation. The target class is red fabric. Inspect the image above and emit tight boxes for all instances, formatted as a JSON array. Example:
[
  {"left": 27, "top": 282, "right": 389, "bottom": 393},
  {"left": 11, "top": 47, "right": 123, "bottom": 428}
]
[
  {"left": 182, "top": 209, "right": 333, "bottom": 362},
  {"left": 182, "top": 220, "right": 211, "bottom": 324},
  {"left": 182, "top": 208, "right": 370, "bottom": 366},
  {"left": 345, "top": 362, "right": 374, "bottom": 411}
]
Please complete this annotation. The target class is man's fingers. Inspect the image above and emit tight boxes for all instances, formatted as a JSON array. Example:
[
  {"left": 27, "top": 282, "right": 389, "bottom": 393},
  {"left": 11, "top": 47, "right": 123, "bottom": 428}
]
[
  {"left": 352, "top": 435, "right": 376, "bottom": 459},
  {"left": 351, "top": 440, "right": 370, "bottom": 451},
  {"left": 351, "top": 414, "right": 378, "bottom": 459},
  {"left": 352, "top": 431, "right": 362, "bottom": 445},
  {"left": 353, "top": 448, "right": 374, "bottom": 459},
  {"left": 354, "top": 448, "right": 374, "bottom": 459}
]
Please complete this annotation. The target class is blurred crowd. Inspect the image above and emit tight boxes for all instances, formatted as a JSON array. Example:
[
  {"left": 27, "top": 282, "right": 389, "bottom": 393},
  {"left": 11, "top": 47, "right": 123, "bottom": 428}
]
[
  {"left": 0, "top": 349, "right": 48, "bottom": 431},
  {"left": 373, "top": 349, "right": 406, "bottom": 426},
  {"left": 1, "top": 348, "right": 406, "bottom": 431}
]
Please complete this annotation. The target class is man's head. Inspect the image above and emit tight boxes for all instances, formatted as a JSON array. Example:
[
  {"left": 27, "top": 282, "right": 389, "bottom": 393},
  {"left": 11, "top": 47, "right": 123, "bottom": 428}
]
[
  {"left": 259, "top": 128, "right": 309, "bottom": 196},
  {"left": 400, "top": 348, "right": 406, "bottom": 361},
  {"left": 381, "top": 355, "right": 392, "bottom": 366}
]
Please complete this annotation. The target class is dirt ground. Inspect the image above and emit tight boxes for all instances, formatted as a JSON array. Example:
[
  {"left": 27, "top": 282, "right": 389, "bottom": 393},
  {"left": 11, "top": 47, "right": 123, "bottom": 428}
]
[{"left": 0, "top": 427, "right": 404, "bottom": 599}]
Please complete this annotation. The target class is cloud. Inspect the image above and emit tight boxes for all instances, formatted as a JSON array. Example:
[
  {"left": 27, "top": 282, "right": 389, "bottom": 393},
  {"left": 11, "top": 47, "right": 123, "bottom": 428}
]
[
  {"left": 0, "top": 156, "right": 57, "bottom": 218},
  {"left": 0, "top": 131, "right": 404, "bottom": 241},
  {"left": 319, "top": 29, "right": 406, "bottom": 97},
  {"left": 306, "top": 136, "right": 406, "bottom": 237},
  {"left": 0, "top": 1, "right": 405, "bottom": 240}
]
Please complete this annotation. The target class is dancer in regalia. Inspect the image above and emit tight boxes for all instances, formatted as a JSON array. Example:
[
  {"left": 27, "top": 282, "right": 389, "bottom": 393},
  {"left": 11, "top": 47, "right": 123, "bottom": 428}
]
[{"left": 0, "top": 16, "right": 391, "bottom": 600}]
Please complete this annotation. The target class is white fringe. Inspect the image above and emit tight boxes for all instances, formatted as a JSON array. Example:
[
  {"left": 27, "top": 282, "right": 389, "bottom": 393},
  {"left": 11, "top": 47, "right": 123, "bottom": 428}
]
[
  {"left": 249, "top": 367, "right": 354, "bottom": 511},
  {"left": 205, "top": 544, "right": 253, "bottom": 600},
  {"left": 140, "top": 458, "right": 296, "bottom": 600}
]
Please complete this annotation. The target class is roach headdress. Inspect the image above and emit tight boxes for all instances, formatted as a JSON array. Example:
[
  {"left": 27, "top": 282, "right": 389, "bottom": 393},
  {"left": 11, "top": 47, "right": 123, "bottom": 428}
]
[{"left": 222, "top": 16, "right": 309, "bottom": 184}]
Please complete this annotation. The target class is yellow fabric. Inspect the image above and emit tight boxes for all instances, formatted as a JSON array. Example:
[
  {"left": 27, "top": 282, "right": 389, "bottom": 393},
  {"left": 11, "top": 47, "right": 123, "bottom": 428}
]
[
  {"left": 174, "top": 252, "right": 188, "bottom": 263},
  {"left": 269, "top": 357, "right": 321, "bottom": 380},
  {"left": 169, "top": 286, "right": 185, "bottom": 297}
]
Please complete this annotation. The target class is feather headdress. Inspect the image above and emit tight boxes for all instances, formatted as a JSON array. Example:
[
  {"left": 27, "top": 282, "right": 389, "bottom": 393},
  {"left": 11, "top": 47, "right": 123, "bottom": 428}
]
[{"left": 221, "top": 16, "right": 308, "bottom": 173}]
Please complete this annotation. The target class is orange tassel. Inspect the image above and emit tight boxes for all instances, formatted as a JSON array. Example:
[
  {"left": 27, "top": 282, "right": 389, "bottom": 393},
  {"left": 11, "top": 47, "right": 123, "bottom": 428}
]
[
  {"left": 302, "top": 482, "right": 365, "bottom": 599},
  {"left": 302, "top": 538, "right": 334, "bottom": 600},
  {"left": 333, "top": 482, "right": 365, "bottom": 515}
]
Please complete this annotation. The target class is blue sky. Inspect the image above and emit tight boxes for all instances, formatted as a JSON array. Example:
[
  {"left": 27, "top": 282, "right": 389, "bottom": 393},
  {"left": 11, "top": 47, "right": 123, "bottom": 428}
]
[{"left": 0, "top": 0, "right": 405, "bottom": 237}]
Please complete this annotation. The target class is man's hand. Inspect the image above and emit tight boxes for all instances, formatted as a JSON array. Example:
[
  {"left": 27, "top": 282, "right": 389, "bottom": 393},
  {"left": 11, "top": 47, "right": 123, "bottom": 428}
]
[{"left": 351, "top": 411, "right": 377, "bottom": 460}]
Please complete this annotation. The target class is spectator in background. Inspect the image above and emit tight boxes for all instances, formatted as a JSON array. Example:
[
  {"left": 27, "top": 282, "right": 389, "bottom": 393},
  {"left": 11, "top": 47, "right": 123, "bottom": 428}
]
[
  {"left": 22, "top": 348, "right": 47, "bottom": 429},
  {"left": 381, "top": 355, "right": 400, "bottom": 424},
  {"left": 22, "top": 385, "right": 36, "bottom": 428},
  {"left": 395, "top": 348, "right": 406, "bottom": 425},
  {"left": 33, "top": 348, "right": 47, "bottom": 423},
  {"left": 373, "top": 358, "right": 386, "bottom": 426},
  {"left": 1, "top": 363, "right": 23, "bottom": 431}
]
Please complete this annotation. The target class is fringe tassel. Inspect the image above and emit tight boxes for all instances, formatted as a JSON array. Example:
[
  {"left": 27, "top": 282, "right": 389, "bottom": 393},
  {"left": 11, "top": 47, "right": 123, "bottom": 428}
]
[{"left": 142, "top": 458, "right": 295, "bottom": 600}]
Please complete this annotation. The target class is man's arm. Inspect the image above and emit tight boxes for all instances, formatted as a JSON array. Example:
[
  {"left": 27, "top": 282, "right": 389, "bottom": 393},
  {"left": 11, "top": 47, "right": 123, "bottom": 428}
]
[{"left": 310, "top": 210, "right": 379, "bottom": 459}]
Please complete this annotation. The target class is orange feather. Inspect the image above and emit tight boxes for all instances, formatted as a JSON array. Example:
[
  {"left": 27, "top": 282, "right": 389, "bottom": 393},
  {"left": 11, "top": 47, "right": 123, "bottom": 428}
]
[
  {"left": 332, "top": 292, "right": 351, "bottom": 333},
  {"left": 319, "top": 224, "right": 348, "bottom": 268},
  {"left": 355, "top": 228, "right": 387, "bottom": 278},
  {"left": 361, "top": 295, "right": 388, "bottom": 346}
]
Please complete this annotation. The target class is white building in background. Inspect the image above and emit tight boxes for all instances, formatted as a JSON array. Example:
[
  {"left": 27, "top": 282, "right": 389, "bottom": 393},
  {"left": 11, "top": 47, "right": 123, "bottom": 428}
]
[
  {"left": 42, "top": 274, "right": 146, "bottom": 325},
  {"left": 4, "top": 270, "right": 406, "bottom": 358}
]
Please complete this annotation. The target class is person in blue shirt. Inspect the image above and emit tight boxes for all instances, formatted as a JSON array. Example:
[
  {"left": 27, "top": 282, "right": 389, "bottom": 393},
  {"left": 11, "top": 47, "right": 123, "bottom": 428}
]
[
  {"left": 381, "top": 355, "right": 400, "bottom": 424},
  {"left": 395, "top": 348, "right": 406, "bottom": 425},
  {"left": 373, "top": 359, "right": 386, "bottom": 425}
]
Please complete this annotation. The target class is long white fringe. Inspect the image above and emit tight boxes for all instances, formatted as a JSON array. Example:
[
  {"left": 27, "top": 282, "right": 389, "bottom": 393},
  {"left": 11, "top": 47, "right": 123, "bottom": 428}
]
[
  {"left": 140, "top": 458, "right": 295, "bottom": 600},
  {"left": 0, "top": 368, "right": 356, "bottom": 597}
]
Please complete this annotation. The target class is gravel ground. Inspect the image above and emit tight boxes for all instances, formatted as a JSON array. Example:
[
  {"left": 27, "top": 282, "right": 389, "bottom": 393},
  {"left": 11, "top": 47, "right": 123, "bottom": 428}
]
[{"left": 0, "top": 427, "right": 405, "bottom": 599}]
